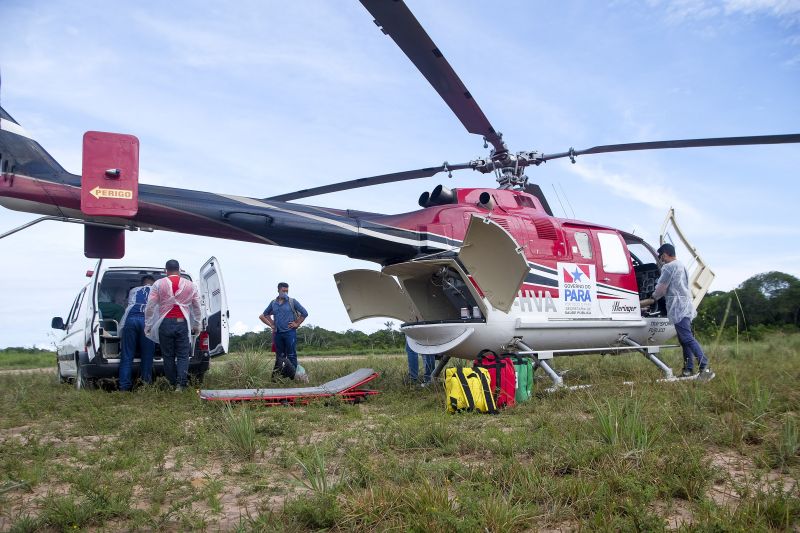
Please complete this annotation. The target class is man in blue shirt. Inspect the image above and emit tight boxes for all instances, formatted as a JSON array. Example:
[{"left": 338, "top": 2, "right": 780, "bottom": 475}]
[
  {"left": 259, "top": 282, "right": 308, "bottom": 370},
  {"left": 119, "top": 275, "right": 156, "bottom": 391}
]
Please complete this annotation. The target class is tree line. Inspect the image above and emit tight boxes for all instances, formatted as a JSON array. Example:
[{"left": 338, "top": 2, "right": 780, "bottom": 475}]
[
  {"left": 229, "top": 321, "right": 407, "bottom": 354},
  {"left": 695, "top": 271, "right": 800, "bottom": 338}
]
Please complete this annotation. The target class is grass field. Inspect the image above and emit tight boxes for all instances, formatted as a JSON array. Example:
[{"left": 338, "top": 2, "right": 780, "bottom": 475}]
[
  {"left": 0, "top": 351, "right": 55, "bottom": 370},
  {"left": 0, "top": 333, "right": 798, "bottom": 531}
]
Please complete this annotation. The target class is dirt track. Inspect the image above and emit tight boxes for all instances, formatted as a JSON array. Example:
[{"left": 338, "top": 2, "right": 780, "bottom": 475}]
[
  {"left": 0, "top": 354, "right": 402, "bottom": 376},
  {"left": 0, "top": 367, "right": 52, "bottom": 376}
]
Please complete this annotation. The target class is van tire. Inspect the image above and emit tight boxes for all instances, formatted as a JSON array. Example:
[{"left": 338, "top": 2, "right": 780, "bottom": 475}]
[
  {"left": 75, "top": 358, "right": 95, "bottom": 390},
  {"left": 56, "top": 363, "right": 69, "bottom": 384}
]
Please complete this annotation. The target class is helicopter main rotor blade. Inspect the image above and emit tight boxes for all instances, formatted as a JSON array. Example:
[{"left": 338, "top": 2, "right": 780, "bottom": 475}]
[
  {"left": 360, "top": 0, "right": 506, "bottom": 154},
  {"left": 540, "top": 133, "right": 800, "bottom": 163},
  {"left": 266, "top": 162, "right": 472, "bottom": 202}
]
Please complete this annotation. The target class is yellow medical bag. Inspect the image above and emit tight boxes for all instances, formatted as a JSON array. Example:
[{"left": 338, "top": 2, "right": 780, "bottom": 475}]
[{"left": 444, "top": 366, "right": 498, "bottom": 414}]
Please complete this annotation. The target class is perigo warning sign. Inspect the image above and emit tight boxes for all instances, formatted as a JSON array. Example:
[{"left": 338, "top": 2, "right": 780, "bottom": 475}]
[{"left": 81, "top": 131, "right": 139, "bottom": 217}]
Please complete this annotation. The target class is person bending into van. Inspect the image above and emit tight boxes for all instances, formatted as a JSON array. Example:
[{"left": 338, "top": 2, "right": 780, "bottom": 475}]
[
  {"left": 118, "top": 275, "right": 156, "bottom": 391},
  {"left": 258, "top": 282, "right": 308, "bottom": 371},
  {"left": 640, "top": 243, "right": 715, "bottom": 382},
  {"left": 145, "top": 260, "right": 202, "bottom": 392}
]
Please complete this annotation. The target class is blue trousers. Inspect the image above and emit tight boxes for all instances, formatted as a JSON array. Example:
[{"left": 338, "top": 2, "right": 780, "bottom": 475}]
[
  {"left": 119, "top": 315, "right": 155, "bottom": 391},
  {"left": 406, "top": 343, "right": 435, "bottom": 383},
  {"left": 159, "top": 318, "right": 191, "bottom": 387},
  {"left": 674, "top": 317, "right": 708, "bottom": 371},
  {"left": 275, "top": 330, "right": 298, "bottom": 369}
]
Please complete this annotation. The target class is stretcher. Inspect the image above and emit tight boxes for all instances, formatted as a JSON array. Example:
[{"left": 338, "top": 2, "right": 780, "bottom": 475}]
[{"left": 198, "top": 368, "right": 380, "bottom": 404}]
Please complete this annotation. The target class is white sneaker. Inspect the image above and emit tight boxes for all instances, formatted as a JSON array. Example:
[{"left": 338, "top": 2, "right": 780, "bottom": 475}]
[{"left": 696, "top": 369, "right": 715, "bottom": 382}]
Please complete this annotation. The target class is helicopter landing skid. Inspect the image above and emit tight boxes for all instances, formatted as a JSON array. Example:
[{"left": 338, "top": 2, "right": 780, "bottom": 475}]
[{"left": 513, "top": 337, "right": 689, "bottom": 392}]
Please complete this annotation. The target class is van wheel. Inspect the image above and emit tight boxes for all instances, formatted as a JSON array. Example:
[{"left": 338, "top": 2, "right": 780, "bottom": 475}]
[
  {"left": 56, "top": 363, "right": 69, "bottom": 384},
  {"left": 75, "top": 359, "right": 95, "bottom": 390}
]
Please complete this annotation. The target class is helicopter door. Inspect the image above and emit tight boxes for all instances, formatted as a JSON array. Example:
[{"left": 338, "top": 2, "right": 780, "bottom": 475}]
[
  {"left": 458, "top": 215, "right": 530, "bottom": 313},
  {"left": 659, "top": 208, "right": 715, "bottom": 308},
  {"left": 334, "top": 269, "right": 420, "bottom": 322}
]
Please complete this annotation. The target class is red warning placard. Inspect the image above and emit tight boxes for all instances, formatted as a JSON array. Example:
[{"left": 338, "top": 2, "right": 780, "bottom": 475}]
[{"left": 80, "top": 131, "right": 139, "bottom": 217}]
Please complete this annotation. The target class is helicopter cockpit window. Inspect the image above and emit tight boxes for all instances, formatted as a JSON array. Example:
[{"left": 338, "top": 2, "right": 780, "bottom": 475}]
[
  {"left": 574, "top": 232, "right": 592, "bottom": 259},
  {"left": 597, "top": 232, "right": 630, "bottom": 274}
]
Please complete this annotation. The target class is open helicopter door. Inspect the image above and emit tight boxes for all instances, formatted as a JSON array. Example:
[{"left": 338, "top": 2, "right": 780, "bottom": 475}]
[
  {"left": 457, "top": 215, "right": 530, "bottom": 313},
  {"left": 659, "top": 208, "right": 715, "bottom": 308},
  {"left": 80, "top": 131, "right": 140, "bottom": 259},
  {"left": 334, "top": 270, "right": 420, "bottom": 322},
  {"left": 199, "top": 256, "right": 229, "bottom": 356}
]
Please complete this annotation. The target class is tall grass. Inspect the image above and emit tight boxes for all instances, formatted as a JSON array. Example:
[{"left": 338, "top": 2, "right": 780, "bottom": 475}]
[
  {"left": 592, "top": 396, "right": 659, "bottom": 451},
  {"left": 221, "top": 403, "right": 257, "bottom": 459},
  {"left": 769, "top": 415, "right": 799, "bottom": 470},
  {"left": 291, "top": 446, "right": 331, "bottom": 494},
  {"left": 0, "top": 332, "right": 798, "bottom": 530}
]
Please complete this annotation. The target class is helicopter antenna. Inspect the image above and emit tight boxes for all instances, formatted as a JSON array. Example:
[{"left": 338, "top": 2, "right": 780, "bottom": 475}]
[
  {"left": 558, "top": 182, "right": 576, "bottom": 219},
  {"left": 551, "top": 184, "right": 568, "bottom": 218}
]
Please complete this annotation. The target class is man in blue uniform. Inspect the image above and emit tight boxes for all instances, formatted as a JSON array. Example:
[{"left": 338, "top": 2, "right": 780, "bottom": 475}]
[
  {"left": 119, "top": 275, "right": 156, "bottom": 391},
  {"left": 259, "top": 282, "right": 308, "bottom": 371}
]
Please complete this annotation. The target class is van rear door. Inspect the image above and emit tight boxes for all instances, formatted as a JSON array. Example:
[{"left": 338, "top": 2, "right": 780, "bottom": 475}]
[
  {"left": 199, "top": 256, "right": 229, "bottom": 356},
  {"left": 87, "top": 259, "right": 102, "bottom": 361}
]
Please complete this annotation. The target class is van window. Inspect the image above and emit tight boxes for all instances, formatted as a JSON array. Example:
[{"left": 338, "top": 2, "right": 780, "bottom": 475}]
[
  {"left": 574, "top": 232, "right": 592, "bottom": 259},
  {"left": 68, "top": 288, "right": 86, "bottom": 325},
  {"left": 597, "top": 232, "right": 630, "bottom": 274}
]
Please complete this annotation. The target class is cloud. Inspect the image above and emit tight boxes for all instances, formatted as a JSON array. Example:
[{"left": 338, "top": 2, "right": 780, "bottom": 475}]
[
  {"left": 230, "top": 321, "right": 265, "bottom": 336},
  {"left": 645, "top": 0, "right": 800, "bottom": 27},
  {"left": 565, "top": 161, "right": 698, "bottom": 215},
  {"left": 724, "top": 0, "right": 800, "bottom": 22}
]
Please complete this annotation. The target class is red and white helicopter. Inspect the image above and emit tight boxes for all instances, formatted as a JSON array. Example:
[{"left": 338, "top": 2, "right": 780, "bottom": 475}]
[{"left": 2, "top": 0, "right": 799, "bottom": 386}]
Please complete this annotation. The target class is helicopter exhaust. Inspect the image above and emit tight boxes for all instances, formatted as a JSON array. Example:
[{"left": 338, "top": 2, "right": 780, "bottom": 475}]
[
  {"left": 428, "top": 184, "right": 455, "bottom": 206},
  {"left": 477, "top": 191, "right": 494, "bottom": 210},
  {"left": 418, "top": 191, "right": 431, "bottom": 208}
]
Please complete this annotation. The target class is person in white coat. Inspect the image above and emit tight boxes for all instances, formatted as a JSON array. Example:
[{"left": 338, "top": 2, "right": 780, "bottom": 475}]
[
  {"left": 641, "top": 243, "right": 714, "bottom": 381},
  {"left": 145, "top": 259, "right": 202, "bottom": 391}
]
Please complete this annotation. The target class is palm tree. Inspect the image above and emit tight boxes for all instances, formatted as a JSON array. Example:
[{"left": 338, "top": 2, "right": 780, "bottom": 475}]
[{"left": 384, "top": 320, "right": 395, "bottom": 341}]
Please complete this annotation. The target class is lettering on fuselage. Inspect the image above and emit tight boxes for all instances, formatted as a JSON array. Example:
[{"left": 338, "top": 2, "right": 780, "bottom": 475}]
[
  {"left": 515, "top": 290, "right": 557, "bottom": 313},
  {"left": 648, "top": 318, "right": 671, "bottom": 336},
  {"left": 611, "top": 301, "right": 638, "bottom": 314},
  {"left": 564, "top": 288, "right": 592, "bottom": 302}
]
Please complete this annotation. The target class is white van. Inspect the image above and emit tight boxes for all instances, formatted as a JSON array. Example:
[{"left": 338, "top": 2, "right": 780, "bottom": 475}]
[{"left": 51, "top": 257, "right": 229, "bottom": 389}]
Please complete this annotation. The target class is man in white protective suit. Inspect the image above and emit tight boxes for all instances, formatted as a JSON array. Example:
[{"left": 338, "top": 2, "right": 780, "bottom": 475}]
[
  {"left": 144, "top": 259, "right": 202, "bottom": 391},
  {"left": 641, "top": 243, "right": 715, "bottom": 382}
]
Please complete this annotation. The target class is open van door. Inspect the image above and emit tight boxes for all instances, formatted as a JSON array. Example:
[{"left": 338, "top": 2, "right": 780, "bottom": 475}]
[
  {"left": 660, "top": 208, "right": 715, "bottom": 308},
  {"left": 199, "top": 257, "right": 229, "bottom": 356},
  {"left": 87, "top": 259, "right": 103, "bottom": 361}
]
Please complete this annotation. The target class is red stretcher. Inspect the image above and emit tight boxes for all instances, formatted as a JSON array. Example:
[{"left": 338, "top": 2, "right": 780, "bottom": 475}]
[{"left": 198, "top": 368, "right": 380, "bottom": 405}]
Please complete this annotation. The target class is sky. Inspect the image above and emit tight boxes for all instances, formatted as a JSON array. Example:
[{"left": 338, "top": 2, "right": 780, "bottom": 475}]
[{"left": 1, "top": 0, "right": 799, "bottom": 349}]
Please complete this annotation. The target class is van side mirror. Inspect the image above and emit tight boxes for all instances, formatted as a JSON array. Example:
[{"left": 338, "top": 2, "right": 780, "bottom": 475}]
[{"left": 51, "top": 317, "right": 65, "bottom": 330}]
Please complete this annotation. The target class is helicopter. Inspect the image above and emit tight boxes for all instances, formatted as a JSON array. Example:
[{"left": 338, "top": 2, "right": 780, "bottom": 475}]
[{"left": 1, "top": 0, "right": 799, "bottom": 386}]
